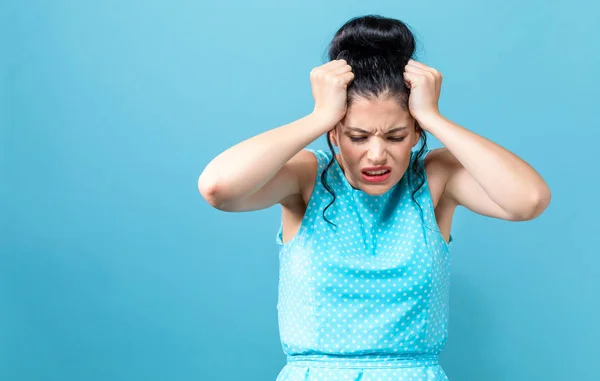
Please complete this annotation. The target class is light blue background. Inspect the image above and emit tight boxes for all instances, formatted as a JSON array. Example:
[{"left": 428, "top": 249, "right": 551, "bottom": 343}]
[{"left": 2, "top": 1, "right": 599, "bottom": 380}]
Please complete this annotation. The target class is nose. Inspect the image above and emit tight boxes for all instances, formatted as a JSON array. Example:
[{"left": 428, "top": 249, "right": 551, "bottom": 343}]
[{"left": 367, "top": 138, "right": 388, "bottom": 164}]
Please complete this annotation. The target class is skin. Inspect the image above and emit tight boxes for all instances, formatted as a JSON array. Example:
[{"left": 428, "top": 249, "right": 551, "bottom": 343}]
[
  {"left": 329, "top": 96, "right": 422, "bottom": 195},
  {"left": 280, "top": 59, "right": 550, "bottom": 245}
]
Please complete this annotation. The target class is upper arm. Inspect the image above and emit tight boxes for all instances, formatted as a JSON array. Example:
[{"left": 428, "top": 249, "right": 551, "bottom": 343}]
[
  {"left": 432, "top": 147, "right": 523, "bottom": 221},
  {"left": 206, "top": 149, "right": 317, "bottom": 212}
]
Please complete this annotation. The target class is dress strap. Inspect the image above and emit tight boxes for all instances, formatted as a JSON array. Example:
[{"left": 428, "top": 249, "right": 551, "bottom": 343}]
[
  {"left": 275, "top": 148, "right": 332, "bottom": 246},
  {"left": 411, "top": 148, "right": 454, "bottom": 248}
]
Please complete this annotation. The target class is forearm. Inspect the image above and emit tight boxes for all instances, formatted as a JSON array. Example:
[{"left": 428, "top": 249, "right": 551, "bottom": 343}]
[
  {"left": 198, "top": 112, "right": 333, "bottom": 202},
  {"left": 418, "top": 113, "right": 551, "bottom": 214}
]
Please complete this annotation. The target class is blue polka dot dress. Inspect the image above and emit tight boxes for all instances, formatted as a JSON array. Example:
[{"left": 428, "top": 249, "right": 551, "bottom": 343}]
[{"left": 275, "top": 148, "right": 454, "bottom": 381}]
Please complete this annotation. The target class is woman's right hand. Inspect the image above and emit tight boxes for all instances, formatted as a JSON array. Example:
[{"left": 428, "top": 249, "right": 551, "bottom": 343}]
[{"left": 309, "top": 59, "right": 355, "bottom": 130}]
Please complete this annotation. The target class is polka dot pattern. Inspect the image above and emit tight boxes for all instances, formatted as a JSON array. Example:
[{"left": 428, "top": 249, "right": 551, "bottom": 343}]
[{"left": 275, "top": 148, "right": 454, "bottom": 380}]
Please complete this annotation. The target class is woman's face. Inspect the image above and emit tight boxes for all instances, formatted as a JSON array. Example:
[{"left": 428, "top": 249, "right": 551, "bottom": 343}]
[{"left": 329, "top": 96, "right": 421, "bottom": 195}]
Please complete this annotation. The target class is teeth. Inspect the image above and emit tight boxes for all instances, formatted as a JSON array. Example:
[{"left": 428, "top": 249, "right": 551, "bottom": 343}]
[{"left": 364, "top": 169, "right": 389, "bottom": 175}]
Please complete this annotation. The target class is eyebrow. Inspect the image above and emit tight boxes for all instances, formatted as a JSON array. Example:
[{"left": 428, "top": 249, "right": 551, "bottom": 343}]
[{"left": 345, "top": 126, "right": 409, "bottom": 133}]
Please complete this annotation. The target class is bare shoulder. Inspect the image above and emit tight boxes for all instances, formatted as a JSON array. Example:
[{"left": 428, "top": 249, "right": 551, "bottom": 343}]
[{"left": 423, "top": 147, "right": 459, "bottom": 208}]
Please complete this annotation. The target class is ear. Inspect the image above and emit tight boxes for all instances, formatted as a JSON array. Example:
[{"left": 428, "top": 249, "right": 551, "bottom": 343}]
[
  {"left": 412, "top": 122, "right": 422, "bottom": 147},
  {"left": 413, "top": 129, "right": 421, "bottom": 146},
  {"left": 329, "top": 127, "right": 339, "bottom": 147}
]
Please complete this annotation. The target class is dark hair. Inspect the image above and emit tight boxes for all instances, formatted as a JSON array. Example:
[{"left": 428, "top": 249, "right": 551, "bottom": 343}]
[{"left": 319, "top": 14, "right": 428, "bottom": 228}]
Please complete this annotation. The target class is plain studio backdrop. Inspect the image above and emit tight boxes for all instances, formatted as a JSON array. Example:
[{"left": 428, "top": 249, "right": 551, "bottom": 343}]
[{"left": 1, "top": 1, "right": 598, "bottom": 380}]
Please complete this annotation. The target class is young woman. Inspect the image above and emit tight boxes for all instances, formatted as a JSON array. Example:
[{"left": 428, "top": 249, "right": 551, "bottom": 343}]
[{"left": 198, "top": 14, "right": 550, "bottom": 381}]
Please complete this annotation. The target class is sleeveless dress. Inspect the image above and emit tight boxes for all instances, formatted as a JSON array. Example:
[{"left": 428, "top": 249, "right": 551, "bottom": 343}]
[{"left": 275, "top": 148, "right": 454, "bottom": 381}]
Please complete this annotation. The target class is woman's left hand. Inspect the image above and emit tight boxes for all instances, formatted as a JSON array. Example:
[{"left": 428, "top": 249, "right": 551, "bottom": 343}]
[{"left": 403, "top": 59, "right": 443, "bottom": 123}]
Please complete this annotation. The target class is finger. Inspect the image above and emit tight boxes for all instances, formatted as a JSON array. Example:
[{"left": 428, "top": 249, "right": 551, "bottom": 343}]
[
  {"left": 312, "top": 60, "right": 349, "bottom": 78},
  {"left": 405, "top": 65, "right": 438, "bottom": 83},
  {"left": 341, "top": 71, "right": 355, "bottom": 85},
  {"left": 329, "top": 64, "right": 353, "bottom": 76},
  {"left": 404, "top": 64, "right": 428, "bottom": 74},
  {"left": 403, "top": 72, "right": 418, "bottom": 89},
  {"left": 407, "top": 59, "right": 428, "bottom": 68},
  {"left": 408, "top": 59, "right": 439, "bottom": 75},
  {"left": 324, "top": 59, "right": 349, "bottom": 72}
]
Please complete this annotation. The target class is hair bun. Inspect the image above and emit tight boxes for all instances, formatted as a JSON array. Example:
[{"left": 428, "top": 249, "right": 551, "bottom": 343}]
[
  {"left": 328, "top": 15, "right": 416, "bottom": 62},
  {"left": 337, "top": 33, "right": 410, "bottom": 58}
]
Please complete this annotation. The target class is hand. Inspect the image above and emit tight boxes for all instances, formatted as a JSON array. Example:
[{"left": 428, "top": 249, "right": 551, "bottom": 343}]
[
  {"left": 403, "top": 59, "right": 443, "bottom": 124},
  {"left": 310, "top": 59, "right": 355, "bottom": 131}
]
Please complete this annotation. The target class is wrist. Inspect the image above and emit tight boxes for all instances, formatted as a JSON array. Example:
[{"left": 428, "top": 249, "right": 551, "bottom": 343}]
[
  {"left": 414, "top": 111, "right": 444, "bottom": 129},
  {"left": 309, "top": 111, "right": 341, "bottom": 132}
]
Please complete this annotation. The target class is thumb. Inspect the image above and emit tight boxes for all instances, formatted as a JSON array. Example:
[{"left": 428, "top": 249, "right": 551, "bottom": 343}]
[{"left": 403, "top": 72, "right": 417, "bottom": 90}]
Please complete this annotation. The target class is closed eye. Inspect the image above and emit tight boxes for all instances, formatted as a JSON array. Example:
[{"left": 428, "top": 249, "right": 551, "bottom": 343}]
[{"left": 349, "top": 137, "right": 406, "bottom": 142}]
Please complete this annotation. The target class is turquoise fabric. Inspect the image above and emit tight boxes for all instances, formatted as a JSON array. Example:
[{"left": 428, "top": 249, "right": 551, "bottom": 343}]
[{"left": 275, "top": 148, "right": 454, "bottom": 380}]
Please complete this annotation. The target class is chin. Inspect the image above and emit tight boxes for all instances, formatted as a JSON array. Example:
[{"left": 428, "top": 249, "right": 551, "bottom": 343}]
[{"left": 361, "top": 184, "right": 392, "bottom": 195}]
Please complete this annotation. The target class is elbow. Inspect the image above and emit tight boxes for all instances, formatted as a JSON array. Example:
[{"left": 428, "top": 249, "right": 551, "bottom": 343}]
[
  {"left": 198, "top": 174, "right": 221, "bottom": 208},
  {"left": 530, "top": 185, "right": 552, "bottom": 219},
  {"left": 515, "top": 187, "right": 552, "bottom": 221}
]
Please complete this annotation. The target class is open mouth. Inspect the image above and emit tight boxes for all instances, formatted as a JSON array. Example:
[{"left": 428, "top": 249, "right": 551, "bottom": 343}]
[
  {"left": 362, "top": 169, "right": 391, "bottom": 176},
  {"left": 361, "top": 169, "right": 391, "bottom": 182}
]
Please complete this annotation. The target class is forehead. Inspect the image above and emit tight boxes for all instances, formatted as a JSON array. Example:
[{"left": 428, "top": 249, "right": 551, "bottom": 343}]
[{"left": 342, "top": 97, "right": 411, "bottom": 132}]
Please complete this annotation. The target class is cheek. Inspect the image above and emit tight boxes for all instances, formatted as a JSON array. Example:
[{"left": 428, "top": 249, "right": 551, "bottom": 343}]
[{"left": 339, "top": 141, "right": 361, "bottom": 158}]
